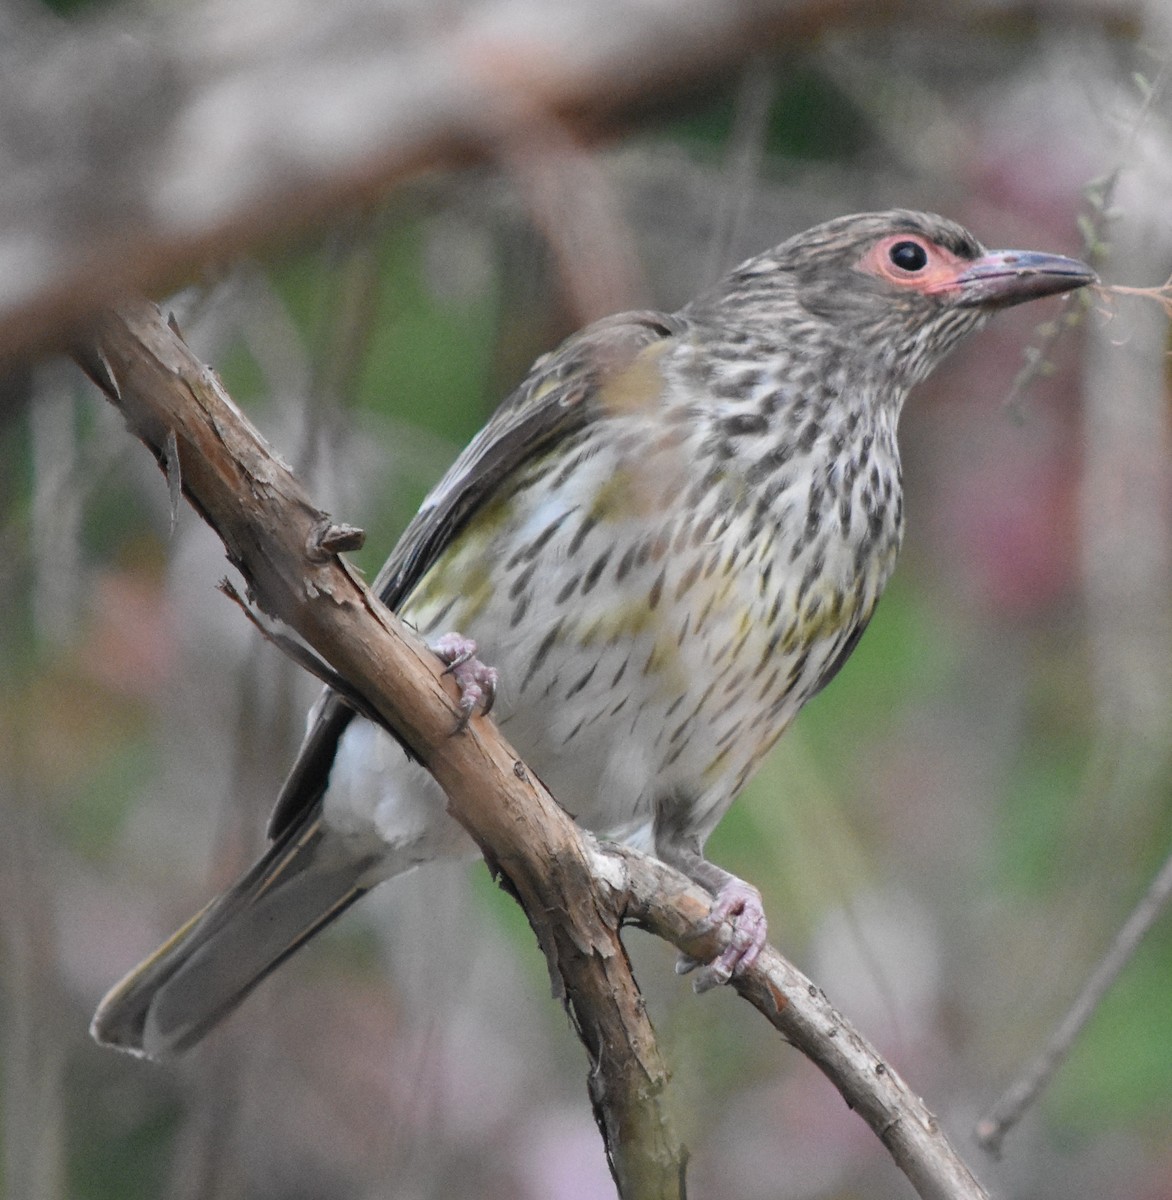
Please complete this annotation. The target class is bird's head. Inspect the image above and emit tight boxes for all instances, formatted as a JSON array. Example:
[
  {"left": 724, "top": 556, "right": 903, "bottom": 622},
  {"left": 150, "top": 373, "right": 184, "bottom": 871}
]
[{"left": 707, "top": 210, "right": 1096, "bottom": 389}]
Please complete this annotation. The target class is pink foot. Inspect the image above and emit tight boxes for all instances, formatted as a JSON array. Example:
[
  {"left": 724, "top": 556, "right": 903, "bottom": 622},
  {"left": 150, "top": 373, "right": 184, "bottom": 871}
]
[
  {"left": 678, "top": 878, "right": 767, "bottom": 992},
  {"left": 432, "top": 632, "right": 499, "bottom": 732}
]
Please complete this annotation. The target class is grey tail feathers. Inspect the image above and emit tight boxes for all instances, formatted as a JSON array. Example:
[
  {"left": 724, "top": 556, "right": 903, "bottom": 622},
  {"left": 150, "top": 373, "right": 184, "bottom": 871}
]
[{"left": 91, "top": 808, "right": 380, "bottom": 1061}]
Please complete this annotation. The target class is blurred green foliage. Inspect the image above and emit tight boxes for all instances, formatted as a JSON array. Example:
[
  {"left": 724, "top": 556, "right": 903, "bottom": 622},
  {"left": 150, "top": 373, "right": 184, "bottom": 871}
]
[{"left": 665, "top": 62, "right": 869, "bottom": 164}]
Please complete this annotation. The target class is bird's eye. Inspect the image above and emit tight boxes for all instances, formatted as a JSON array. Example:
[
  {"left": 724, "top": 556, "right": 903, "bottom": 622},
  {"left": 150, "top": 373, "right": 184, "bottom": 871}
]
[{"left": 889, "top": 241, "right": 929, "bottom": 272}]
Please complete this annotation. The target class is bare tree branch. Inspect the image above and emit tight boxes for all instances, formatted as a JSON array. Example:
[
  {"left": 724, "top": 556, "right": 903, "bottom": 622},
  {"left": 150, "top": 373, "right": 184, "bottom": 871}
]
[
  {"left": 74, "top": 294, "right": 994, "bottom": 1199},
  {"left": 607, "top": 847, "right": 992, "bottom": 1200}
]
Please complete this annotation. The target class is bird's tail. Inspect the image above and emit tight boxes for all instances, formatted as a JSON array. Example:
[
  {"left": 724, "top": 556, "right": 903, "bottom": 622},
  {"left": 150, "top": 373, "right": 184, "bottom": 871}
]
[{"left": 91, "top": 808, "right": 383, "bottom": 1061}]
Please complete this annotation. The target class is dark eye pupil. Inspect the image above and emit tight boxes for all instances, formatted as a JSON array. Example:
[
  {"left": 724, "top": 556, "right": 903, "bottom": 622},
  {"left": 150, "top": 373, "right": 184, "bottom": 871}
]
[{"left": 890, "top": 241, "right": 928, "bottom": 271}]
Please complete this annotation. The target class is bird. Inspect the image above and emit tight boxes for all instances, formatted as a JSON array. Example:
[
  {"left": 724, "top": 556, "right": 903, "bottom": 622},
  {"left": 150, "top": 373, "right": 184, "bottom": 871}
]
[{"left": 91, "top": 210, "right": 1095, "bottom": 1060}]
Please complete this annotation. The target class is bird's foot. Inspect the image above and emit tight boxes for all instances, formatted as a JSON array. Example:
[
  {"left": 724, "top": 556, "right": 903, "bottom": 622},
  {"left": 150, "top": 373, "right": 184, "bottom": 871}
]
[
  {"left": 676, "top": 877, "right": 767, "bottom": 992},
  {"left": 432, "top": 632, "right": 499, "bottom": 733}
]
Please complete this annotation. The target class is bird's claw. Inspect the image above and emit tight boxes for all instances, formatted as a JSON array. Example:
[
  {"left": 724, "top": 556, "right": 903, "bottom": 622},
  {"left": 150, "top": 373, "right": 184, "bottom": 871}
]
[
  {"left": 677, "top": 878, "right": 766, "bottom": 992},
  {"left": 432, "top": 632, "right": 499, "bottom": 733}
]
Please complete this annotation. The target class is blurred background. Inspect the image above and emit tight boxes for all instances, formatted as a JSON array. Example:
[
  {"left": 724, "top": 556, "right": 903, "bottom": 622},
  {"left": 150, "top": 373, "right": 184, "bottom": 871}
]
[{"left": 2, "top": 0, "right": 1171, "bottom": 1197}]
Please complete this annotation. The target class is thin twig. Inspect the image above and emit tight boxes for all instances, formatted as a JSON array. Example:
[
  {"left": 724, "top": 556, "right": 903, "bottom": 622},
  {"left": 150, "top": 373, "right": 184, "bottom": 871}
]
[
  {"left": 1096, "top": 277, "right": 1172, "bottom": 317},
  {"left": 703, "top": 55, "right": 777, "bottom": 286},
  {"left": 1003, "top": 62, "right": 1169, "bottom": 417},
  {"left": 976, "top": 843, "right": 1172, "bottom": 1157}
]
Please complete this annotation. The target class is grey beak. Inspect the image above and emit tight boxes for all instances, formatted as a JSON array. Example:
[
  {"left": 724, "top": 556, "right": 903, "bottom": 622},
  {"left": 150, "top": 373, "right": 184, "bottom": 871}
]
[{"left": 953, "top": 250, "right": 1098, "bottom": 309}]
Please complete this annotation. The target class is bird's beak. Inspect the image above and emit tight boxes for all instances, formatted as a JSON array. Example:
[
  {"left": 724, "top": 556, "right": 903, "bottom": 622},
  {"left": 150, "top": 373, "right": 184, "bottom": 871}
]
[{"left": 942, "top": 250, "right": 1098, "bottom": 309}]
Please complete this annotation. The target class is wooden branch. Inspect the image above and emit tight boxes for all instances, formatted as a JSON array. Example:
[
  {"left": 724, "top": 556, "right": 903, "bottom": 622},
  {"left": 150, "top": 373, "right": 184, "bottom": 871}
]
[
  {"left": 604, "top": 846, "right": 992, "bottom": 1200},
  {"left": 74, "top": 295, "right": 992, "bottom": 1199}
]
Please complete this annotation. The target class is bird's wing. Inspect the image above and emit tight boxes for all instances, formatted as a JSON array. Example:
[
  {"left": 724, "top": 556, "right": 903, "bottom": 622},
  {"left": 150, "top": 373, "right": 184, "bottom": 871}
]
[{"left": 268, "top": 309, "right": 686, "bottom": 839}]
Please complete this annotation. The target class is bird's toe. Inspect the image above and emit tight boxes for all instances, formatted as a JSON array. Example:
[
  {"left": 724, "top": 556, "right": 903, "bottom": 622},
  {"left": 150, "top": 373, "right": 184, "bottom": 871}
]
[{"left": 432, "top": 632, "right": 500, "bottom": 732}]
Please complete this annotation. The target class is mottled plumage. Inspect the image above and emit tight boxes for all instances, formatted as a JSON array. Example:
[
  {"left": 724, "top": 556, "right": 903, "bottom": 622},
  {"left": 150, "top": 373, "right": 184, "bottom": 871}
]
[{"left": 93, "top": 211, "right": 1094, "bottom": 1058}]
